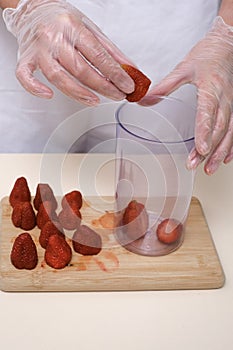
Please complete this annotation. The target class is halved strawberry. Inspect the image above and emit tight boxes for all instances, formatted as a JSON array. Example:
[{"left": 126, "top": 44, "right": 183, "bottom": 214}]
[
  {"left": 122, "top": 200, "right": 149, "bottom": 241},
  {"left": 156, "top": 218, "right": 183, "bottom": 244},
  {"left": 72, "top": 225, "right": 102, "bottom": 256},
  {"left": 121, "top": 64, "right": 151, "bottom": 102},
  {"left": 61, "top": 190, "right": 83, "bottom": 210},
  {"left": 58, "top": 206, "right": 82, "bottom": 230}
]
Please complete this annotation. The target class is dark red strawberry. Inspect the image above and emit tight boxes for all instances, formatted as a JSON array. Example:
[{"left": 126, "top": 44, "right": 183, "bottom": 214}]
[
  {"left": 122, "top": 200, "right": 149, "bottom": 241},
  {"left": 10, "top": 232, "right": 38, "bottom": 270},
  {"left": 11, "top": 201, "right": 36, "bottom": 230},
  {"left": 33, "top": 183, "right": 57, "bottom": 211},
  {"left": 45, "top": 234, "right": 72, "bottom": 269},
  {"left": 39, "top": 220, "right": 64, "bottom": 249},
  {"left": 156, "top": 218, "right": 183, "bottom": 244},
  {"left": 36, "top": 201, "right": 58, "bottom": 229},
  {"left": 9, "top": 177, "right": 31, "bottom": 207},
  {"left": 72, "top": 225, "right": 102, "bottom": 256},
  {"left": 61, "top": 190, "right": 83, "bottom": 210},
  {"left": 58, "top": 206, "right": 82, "bottom": 230},
  {"left": 121, "top": 64, "right": 151, "bottom": 102}
]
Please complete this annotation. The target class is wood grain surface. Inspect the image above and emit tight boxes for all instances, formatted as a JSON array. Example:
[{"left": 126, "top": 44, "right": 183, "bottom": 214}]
[{"left": 0, "top": 196, "right": 225, "bottom": 292}]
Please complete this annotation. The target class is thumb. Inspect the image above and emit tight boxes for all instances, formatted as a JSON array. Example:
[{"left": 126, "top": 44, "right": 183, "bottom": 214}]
[{"left": 139, "top": 61, "right": 192, "bottom": 106}]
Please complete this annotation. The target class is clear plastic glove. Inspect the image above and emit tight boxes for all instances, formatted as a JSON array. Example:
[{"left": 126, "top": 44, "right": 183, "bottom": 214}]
[
  {"left": 140, "top": 17, "right": 233, "bottom": 175},
  {"left": 2, "top": 0, "right": 135, "bottom": 105}
]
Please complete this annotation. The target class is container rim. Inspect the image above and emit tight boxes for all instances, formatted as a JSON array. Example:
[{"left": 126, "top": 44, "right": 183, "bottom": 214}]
[{"left": 115, "top": 96, "right": 195, "bottom": 145}]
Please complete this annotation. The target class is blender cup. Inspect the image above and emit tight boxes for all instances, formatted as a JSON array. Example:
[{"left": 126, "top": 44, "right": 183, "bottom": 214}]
[{"left": 115, "top": 97, "right": 196, "bottom": 256}]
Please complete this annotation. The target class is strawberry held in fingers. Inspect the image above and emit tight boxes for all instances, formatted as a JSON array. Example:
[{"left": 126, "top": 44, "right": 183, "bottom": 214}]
[{"left": 121, "top": 64, "right": 151, "bottom": 102}]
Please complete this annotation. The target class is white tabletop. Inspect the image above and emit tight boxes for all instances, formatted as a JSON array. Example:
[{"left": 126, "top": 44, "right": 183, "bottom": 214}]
[{"left": 0, "top": 154, "right": 232, "bottom": 350}]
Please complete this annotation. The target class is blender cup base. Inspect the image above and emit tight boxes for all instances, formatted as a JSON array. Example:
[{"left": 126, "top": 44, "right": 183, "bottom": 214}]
[{"left": 115, "top": 212, "right": 183, "bottom": 257}]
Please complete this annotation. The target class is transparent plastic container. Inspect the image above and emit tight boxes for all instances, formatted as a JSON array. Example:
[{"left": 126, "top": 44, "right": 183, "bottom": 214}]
[{"left": 115, "top": 98, "right": 196, "bottom": 256}]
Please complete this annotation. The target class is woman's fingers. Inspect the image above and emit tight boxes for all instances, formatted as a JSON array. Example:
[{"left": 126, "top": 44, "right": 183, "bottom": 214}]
[
  {"left": 204, "top": 113, "right": 233, "bottom": 174},
  {"left": 224, "top": 145, "right": 233, "bottom": 164},
  {"left": 187, "top": 99, "right": 232, "bottom": 174},
  {"left": 39, "top": 54, "right": 100, "bottom": 105},
  {"left": 74, "top": 25, "right": 135, "bottom": 94},
  {"left": 139, "top": 61, "right": 191, "bottom": 106},
  {"left": 82, "top": 16, "right": 136, "bottom": 66},
  {"left": 186, "top": 148, "right": 205, "bottom": 170},
  {"left": 194, "top": 87, "right": 219, "bottom": 156},
  {"left": 16, "top": 59, "right": 54, "bottom": 98},
  {"left": 56, "top": 44, "right": 127, "bottom": 100}
]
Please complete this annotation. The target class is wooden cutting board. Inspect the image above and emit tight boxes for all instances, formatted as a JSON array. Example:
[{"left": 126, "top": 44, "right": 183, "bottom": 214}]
[{"left": 0, "top": 196, "right": 225, "bottom": 292}]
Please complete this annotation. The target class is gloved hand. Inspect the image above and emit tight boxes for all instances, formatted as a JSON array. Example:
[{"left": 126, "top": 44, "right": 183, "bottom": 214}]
[
  {"left": 140, "top": 17, "right": 233, "bottom": 175},
  {"left": 2, "top": 0, "right": 135, "bottom": 105}
]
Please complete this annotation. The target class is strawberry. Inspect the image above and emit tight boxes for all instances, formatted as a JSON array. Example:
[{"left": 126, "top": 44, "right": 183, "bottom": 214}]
[
  {"left": 10, "top": 232, "right": 38, "bottom": 270},
  {"left": 58, "top": 206, "right": 82, "bottom": 230},
  {"left": 9, "top": 177, "right": 31, "bottom": 207},
  {"left": 156, "top": 218, "right": 183, "bottom": 244},
  {"left": 61, "top": 190, "right": 83, "bottom": 210},
  {"left": 33, "top": 183, "right": 57, "bottom": 211},
  {"left": 121, "top": 64, "right": 151, "bottom": 102},
  {"left": 45, "top": 234, "right": 72, "bottom": 269},
  {"left": 11, "top": 201, "right": 36, "bottom": 230},
  {"left": 39, "top": 220, "right": 64, "bottom": 249},
  {"left": 72, "top": 225, "right": 102, "bottom": 256},
  {"left": 122, "top": 200, "right": 149, "bottom": 241},
  {"left": 36, "top": 201, "right": 58, "bottom": 229}
]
